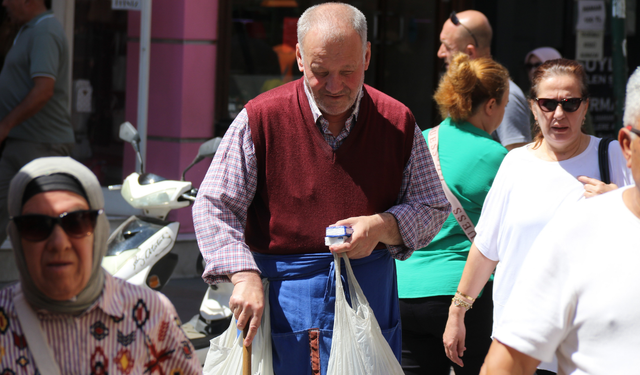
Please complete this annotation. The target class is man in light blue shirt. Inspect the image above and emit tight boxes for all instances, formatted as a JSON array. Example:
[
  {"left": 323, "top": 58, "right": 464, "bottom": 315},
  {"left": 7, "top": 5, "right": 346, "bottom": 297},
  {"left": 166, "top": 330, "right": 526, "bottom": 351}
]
[{"left": 0, "top": 0, "right": 74, "bottom": 245}]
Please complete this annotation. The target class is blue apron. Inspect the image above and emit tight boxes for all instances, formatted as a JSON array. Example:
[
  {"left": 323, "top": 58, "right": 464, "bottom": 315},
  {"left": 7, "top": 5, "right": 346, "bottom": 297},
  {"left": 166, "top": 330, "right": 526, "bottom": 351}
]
[{"left": 253, "top": 249, "right": 401, "bottom": 375}]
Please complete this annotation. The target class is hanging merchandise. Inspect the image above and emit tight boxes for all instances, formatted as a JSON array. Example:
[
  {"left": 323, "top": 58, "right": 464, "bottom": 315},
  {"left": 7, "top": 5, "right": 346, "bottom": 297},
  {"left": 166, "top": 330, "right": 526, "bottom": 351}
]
[
  {"left": 327, "top": 253, "right": 404, "bottom": 375},
  {"left": 203, "top": 279, "right": 273, "bottom": 375}
]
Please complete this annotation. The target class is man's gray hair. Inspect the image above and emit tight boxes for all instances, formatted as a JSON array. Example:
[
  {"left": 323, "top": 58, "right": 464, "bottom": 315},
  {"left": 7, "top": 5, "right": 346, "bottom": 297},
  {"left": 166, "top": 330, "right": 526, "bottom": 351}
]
[
  {"left": 297, "top": 2, "right": 368, "bottom": 61},
  {"left": 624, "top": 67, "right": 640, "bottom": 128}
]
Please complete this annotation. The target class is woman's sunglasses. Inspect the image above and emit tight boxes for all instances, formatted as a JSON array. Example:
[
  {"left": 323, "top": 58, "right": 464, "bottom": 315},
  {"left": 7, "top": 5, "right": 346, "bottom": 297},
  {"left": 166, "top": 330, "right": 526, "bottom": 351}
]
[
  {"left": 11, "top": 209, "right": 103, "bottom": 242},
  {"left": 535, "top": 98, "right": 585, "bottom": 113},
  {"left": 525, "top": 62, "right": 542, "bottom": 71}
]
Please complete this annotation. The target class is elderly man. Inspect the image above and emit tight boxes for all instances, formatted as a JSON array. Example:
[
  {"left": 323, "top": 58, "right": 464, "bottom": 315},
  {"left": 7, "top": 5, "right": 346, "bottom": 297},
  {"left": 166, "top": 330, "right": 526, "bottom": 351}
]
[
  {"left": 0, "top": 157, "right": 200, "bottom": 374},
  {"left": 437, "top": 10, "right": 531, "bottom": 150},
  {"left": 193, "top": 2, "right": 450, "bottom": 374},
  {"left": 481, "top": 67, "right": 640, "bottom": 374},
  {"left": 0, "top": 0, "right": 75, "bottom": 247}
]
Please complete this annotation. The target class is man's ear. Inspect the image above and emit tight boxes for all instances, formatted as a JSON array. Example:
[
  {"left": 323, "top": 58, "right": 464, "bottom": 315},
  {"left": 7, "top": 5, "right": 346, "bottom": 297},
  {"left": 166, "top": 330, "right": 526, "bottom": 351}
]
[
  {"left": 619, "top": 126, "right": 634, "bottom": 169},
  {"left": 363, "top": 41, "right": 371, "bottom": 71},
  {"left": 295, "top": 43, "right": 304, "bottom": 73},
  {"left": 466, "top": 44, "right": 478, "bottom": 59}
]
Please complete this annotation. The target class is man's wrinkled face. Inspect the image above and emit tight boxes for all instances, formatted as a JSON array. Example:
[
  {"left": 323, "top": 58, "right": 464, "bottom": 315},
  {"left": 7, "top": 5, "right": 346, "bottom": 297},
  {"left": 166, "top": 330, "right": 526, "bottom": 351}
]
[
  {"left": 437, "top": 19, "right": 464, "bottom": 66},
  {"left": 296, "top": 27, "right": 371, "bottom": 120}
]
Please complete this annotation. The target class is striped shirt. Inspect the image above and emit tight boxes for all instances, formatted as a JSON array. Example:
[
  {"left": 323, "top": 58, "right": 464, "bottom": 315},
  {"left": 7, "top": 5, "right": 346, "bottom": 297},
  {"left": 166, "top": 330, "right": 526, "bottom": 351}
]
[
  {"left": 0, "top": 273, "right": 201, "bottom": 374},
  {"left": 193, "top": 82, "right": 451, "bottom": 284}
]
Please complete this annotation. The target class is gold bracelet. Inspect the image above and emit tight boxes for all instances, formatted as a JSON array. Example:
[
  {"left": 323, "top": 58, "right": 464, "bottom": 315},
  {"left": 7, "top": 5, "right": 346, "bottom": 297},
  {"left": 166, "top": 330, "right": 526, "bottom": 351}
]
[
  {"left": 456, "top": 290, "right": 476, "bottom": 302},
  {"left": 452, "top": 296, "right": 473, "bottom": 311}
]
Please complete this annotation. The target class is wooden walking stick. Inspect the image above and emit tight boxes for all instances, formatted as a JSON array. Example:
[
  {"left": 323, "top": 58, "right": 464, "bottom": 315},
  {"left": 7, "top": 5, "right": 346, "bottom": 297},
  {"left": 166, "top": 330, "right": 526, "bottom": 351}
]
[{"left": 243, "top": 325, "right": 251, "bottom": 375}]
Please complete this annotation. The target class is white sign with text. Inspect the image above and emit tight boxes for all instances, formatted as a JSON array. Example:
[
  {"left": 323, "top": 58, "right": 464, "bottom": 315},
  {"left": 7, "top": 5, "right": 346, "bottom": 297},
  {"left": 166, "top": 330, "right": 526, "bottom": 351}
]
[
  {"left": 576, "top": 30, "right": 604, "bottom": 60},
  {"left": 112, "top": 0, "right": 141, "bottom": 11},
  {"left": 576, "top": 0, "right": 606, "bottom": 31}
]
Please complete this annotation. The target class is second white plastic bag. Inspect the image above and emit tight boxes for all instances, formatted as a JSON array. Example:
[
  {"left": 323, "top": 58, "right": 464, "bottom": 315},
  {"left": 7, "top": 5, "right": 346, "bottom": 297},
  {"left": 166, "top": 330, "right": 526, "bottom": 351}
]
[{"left": 327, "top": 253, "right": 404, "bottom": 375}]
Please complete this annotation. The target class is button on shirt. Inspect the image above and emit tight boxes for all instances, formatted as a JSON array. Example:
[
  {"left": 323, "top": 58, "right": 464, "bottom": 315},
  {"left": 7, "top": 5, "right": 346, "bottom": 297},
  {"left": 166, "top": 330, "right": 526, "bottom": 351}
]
[
  {"left": 0, "top": 273, "right": 201, "bottom": 374},
  {"left": 193, "top": 82, "right": 450, "bottom": 284}
]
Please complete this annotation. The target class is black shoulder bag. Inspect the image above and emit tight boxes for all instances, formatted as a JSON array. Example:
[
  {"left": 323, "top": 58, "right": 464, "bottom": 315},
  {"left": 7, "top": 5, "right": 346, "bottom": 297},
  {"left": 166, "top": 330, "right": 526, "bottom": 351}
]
[{"left": 598, "top": 137, "right": 615, "bottom": 184}]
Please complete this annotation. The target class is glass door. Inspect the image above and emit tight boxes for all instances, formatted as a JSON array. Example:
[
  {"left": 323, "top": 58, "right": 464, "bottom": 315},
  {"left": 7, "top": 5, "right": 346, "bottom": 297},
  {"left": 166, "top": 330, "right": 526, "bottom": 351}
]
[{"left": 217, "top": 0, "right": 439, "bottom": 132}]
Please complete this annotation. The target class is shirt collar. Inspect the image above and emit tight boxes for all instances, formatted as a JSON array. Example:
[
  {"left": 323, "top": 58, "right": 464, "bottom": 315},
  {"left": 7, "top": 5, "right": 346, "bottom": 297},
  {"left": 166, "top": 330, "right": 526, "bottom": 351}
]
[
  {"left": 25, "top": 10, "right": 54, "bottom": 28},
  {"left": 95, "top": 272, "right": 125, "bottom": 319},
  {"left": 303, "top": 79, "right": 364, "bottom": 123},
  {"left": 14, "top": 11, "right": 55, "bottom": 46},
  {"left": 444, "top": 117, "right": 495, "bottom": 140}
]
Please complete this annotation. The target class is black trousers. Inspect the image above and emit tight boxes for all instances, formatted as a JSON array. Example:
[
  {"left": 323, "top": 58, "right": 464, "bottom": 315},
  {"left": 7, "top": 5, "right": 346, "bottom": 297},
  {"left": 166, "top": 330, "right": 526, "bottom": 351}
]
[{"left": 400, "top": 281, "right": 494, "bottom": 375}]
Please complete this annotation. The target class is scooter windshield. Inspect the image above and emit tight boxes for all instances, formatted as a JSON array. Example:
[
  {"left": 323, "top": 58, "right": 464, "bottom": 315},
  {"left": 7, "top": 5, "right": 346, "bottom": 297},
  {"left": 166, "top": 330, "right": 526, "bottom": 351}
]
[{"left": 107, "top": 217, "right": 166, "bottom": 256}]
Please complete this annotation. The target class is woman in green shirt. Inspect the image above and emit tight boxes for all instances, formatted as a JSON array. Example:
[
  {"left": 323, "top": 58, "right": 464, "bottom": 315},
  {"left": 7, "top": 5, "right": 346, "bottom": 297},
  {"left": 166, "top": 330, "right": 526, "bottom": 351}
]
[{"left": 396, "top": 53, "right": 511, "bottom": 375}]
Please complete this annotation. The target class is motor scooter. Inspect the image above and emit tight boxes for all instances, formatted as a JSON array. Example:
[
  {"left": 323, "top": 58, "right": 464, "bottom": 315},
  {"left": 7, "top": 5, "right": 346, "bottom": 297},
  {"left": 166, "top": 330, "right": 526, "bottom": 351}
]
[
  {"left": 102, "top": 121, "right": 221, "bottom": 291},
  {"left": 102, "top": 122, "right": 232, "bottom": 365}
]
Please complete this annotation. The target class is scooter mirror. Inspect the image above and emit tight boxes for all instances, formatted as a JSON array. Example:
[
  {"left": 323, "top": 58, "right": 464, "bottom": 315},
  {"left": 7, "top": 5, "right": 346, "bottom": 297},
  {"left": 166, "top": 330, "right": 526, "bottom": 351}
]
[
  {"left": 181, "top": 137, "right": 223, "bottom": 181},
  {"left": 197, "top": 137, "right": 222, "bottom": 159},
  {"left": 119, "top": 121, "right": 140, "bottom": 143}
]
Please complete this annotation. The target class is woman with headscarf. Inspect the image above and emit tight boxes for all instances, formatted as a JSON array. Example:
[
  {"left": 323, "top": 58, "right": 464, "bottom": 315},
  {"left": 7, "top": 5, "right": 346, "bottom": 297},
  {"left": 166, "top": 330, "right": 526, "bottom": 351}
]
[
  {"left": 524, "top": 47, "right": 562, "bottom": 83},
  {"left": 0, "top": 157, "right": 200, "bottom": 374}
]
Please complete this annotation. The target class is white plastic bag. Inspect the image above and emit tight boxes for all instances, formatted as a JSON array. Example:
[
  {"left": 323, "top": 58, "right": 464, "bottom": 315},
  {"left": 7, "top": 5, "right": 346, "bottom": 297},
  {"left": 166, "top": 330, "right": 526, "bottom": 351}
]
[
  {"left": 203, "top": 279, "right": 273, "bottom": 375},
  {"left": 327, "top": 253, "right": 404, "bottom": 375}
]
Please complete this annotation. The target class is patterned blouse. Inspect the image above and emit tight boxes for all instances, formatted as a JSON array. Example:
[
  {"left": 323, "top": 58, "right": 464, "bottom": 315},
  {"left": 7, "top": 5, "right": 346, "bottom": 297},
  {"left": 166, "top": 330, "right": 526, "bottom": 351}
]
[{"left": 0, "top": 273, "right": 201, "bottom": 374}]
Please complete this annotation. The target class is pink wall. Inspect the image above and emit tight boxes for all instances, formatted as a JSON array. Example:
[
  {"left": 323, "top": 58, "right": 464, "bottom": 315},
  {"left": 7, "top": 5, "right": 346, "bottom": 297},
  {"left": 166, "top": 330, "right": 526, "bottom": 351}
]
[
  {"left": 125, "top": 43, "right": 216, "bottom": 139},
  {"left": 127, "top": 0, "right": 217, "bottom": 40},
  {"left": 124, "top": 0, "right": 219, "bottom": 234}
]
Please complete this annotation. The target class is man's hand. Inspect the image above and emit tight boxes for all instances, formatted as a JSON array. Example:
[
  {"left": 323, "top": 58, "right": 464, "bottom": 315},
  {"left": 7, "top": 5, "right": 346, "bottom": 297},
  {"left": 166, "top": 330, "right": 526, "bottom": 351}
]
[
  {"left": 228, "top": 271, "right": 264, "bottom": 347},
  {"left": 0, "top": 76, "right": 55, "bottom": 143},
  {"left": 328, "top": 213, "right": 401, "bottom": 259},
  {"left": 578, "top": 176, "right": 618, "bottom": 198},
  {"left": 443, "top": 304, "right": 468, "bottom": 367}
]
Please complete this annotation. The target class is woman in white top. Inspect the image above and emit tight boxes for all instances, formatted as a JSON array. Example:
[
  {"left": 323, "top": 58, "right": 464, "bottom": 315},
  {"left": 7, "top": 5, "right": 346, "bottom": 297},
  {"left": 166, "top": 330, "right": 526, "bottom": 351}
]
[{"left": 442, "top": 58, "right": 633, "bottom": 374}]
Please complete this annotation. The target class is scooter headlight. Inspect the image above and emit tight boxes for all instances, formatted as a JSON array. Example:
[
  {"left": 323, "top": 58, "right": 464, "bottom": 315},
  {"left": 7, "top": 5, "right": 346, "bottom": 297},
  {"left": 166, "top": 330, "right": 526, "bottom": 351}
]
[{"left": 122, "top": 184, "right": 177, "bottom": 208}]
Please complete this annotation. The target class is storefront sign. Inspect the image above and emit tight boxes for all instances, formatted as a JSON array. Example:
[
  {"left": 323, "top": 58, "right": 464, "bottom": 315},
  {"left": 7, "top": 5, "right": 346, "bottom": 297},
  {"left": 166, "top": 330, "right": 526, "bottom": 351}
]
[
  {"left": 576, "top": 30, "right": 604, "bottom": 60},
  {"left": 580, "top": 41, "right": 617, "bottom": 138},
  {"left": 576, "top": 0, "right": 605, "bottom": 61},
  {"left": 112, "top": 0, "right": 141, "bottom": 11},
  {"left": 577, "top": 0, "right": 606, "bottom": 30}
]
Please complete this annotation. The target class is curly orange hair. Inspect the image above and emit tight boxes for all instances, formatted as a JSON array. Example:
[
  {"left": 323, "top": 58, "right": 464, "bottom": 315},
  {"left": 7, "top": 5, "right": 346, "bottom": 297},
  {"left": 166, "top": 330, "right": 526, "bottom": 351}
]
[{"left": 434, "top": 53, "right": 510, "bottom": 122}]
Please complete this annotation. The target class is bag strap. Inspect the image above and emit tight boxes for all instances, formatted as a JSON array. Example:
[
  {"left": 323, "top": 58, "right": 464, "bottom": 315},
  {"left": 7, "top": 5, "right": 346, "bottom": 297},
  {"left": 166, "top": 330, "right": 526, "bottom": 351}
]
[
  {"left": 13, "top": 288, "right": 62, "bottom": 375},
  {"left": 427, "top": 126, "right": 476, "bottom": 241},
  {"left": 598, "top": 137, "right": 615, "bottom": 185}
]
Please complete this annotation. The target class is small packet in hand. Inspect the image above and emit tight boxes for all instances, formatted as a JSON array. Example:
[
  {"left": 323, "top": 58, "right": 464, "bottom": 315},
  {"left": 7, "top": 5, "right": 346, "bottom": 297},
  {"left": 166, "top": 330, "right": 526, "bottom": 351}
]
[{"left": 325, "top": 225, "right": 353, "bottom": 246}]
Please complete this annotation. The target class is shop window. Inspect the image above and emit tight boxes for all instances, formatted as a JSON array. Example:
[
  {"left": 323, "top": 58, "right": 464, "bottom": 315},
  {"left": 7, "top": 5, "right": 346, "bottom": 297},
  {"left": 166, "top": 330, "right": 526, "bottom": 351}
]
[
  {"left": 218, "top": 0, "right": 438, "bottom": 132},
  {"left": 71, "top": 0, "right": 127, "bottom": 186},
  {"left": 226, "top": 1, "right": 304, "bottom": 120}
]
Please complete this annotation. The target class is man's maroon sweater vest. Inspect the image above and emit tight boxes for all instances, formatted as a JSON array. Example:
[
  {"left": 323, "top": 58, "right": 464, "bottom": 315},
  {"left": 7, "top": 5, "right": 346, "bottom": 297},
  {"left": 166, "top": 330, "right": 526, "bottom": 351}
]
[{"left": 245, "top": 78, "right": 415, "bottom": 255}]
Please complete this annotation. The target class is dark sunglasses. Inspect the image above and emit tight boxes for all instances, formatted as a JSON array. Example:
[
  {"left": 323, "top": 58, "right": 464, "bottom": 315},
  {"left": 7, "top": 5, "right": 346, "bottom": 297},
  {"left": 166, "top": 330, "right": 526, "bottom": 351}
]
[
  {"left": 450, "top": 11, "right": 479, "bottom": 47},
  {"left": 11, "top": 209, "right": 103, "bottom": 242},
  {"left": 627, "top": 125, "right": 640, "bottom": 137},
  {"left": 535, "top": 98, "right": 585, "bottom": 113},
  {"left": 525, "top": 62, "right": 542, "bottom": 71}
]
